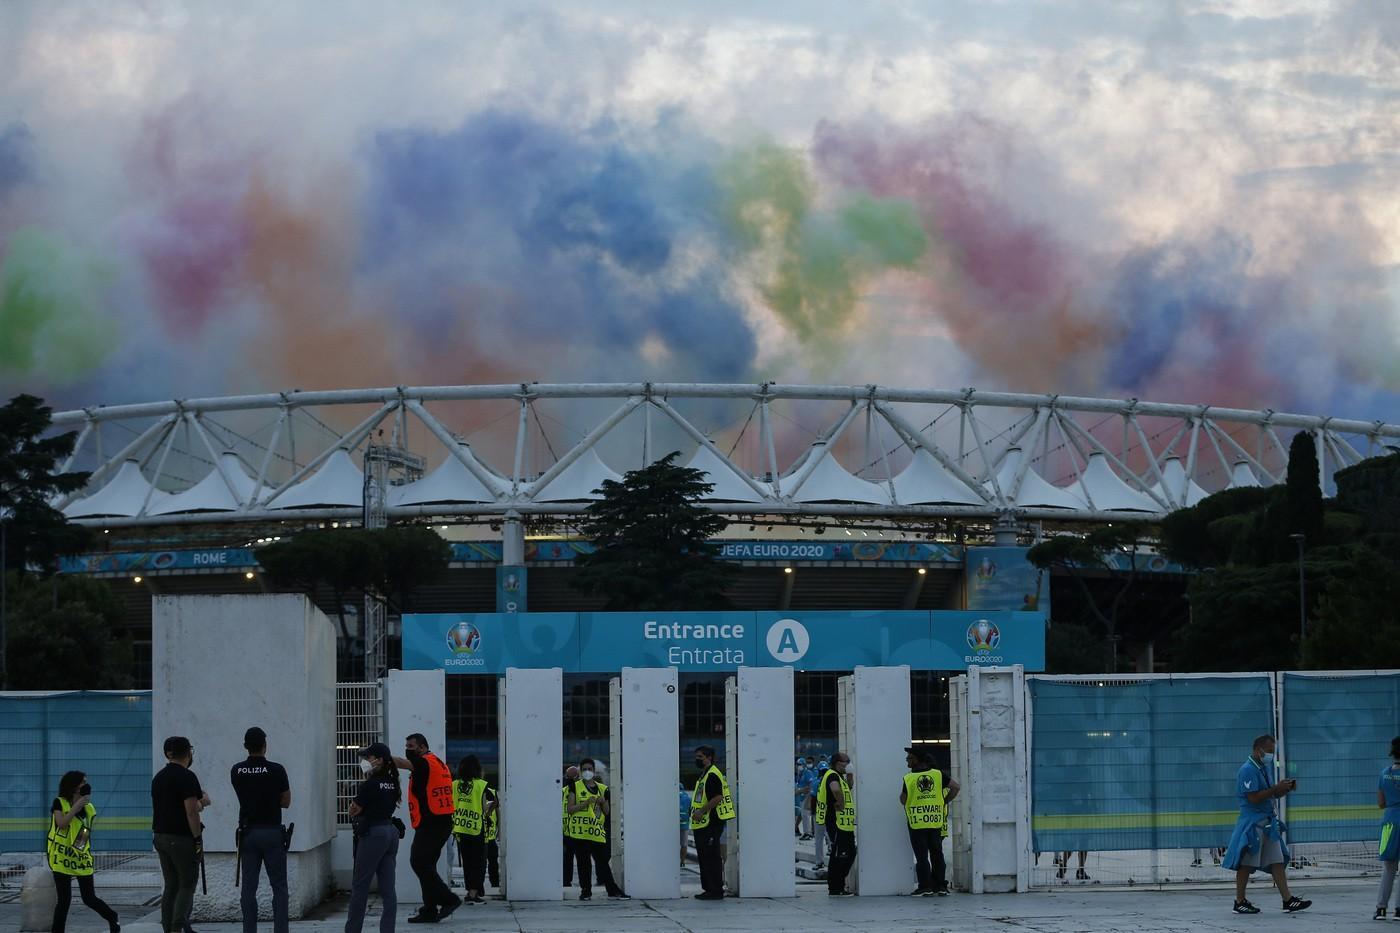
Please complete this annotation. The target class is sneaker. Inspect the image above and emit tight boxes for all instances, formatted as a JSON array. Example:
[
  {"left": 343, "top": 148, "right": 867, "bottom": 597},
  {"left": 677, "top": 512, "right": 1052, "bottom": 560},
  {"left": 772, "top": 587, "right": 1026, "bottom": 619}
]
[
  {"left": 1282, "top": 896, "right": 1312, "bottom": 913},
  {"left": 579, "top": 891, "right": 592, "bottom": 901},
  {"left": 406, "top": 908, "right": 439, "bottom": 923},
  {"left": 1233, "top": 900, "right": 1261, "bottom": 914},
  {"left": 694, "top": 891, "right": 724, "bottom": 900},
  {"left": 909, "top": 887, "right": 930, "bottom": 896},
  {"left": 935, "top": 887, "right": 951, "bottom": 896},
  {"left": 1076, "top": 868, "right": 1090, "bottom": 881},
  {"left": 830, "top": 889, "right": 856, "bottom": 897},
  {"left": 1392, "top": 907, "right": 1400, "bottom": 920},
  {"left": 468, "top": 895, "right": 486, "bottom": 905},
  {"left": 1190, "top": 858, "right": 1203, "bottom": 867},
  {"left": 608, "top": 892, "right": 631, "bottom": 899},
  {"left": 1377, "top": 907, "right": 1388, "bottom": 920}
]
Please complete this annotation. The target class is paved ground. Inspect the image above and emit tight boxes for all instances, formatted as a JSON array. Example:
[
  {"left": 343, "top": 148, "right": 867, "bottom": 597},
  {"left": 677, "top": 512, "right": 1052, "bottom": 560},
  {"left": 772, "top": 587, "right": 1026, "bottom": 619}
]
[{"left": 4, "top": 878, "right": 1396, "bottom": 932}]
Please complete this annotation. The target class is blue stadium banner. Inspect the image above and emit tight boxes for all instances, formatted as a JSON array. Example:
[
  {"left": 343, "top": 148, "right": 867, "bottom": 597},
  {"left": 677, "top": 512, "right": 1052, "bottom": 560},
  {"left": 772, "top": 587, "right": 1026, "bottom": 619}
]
[
  {"left": 495, "top": 565, "right": 526, "bottom": 613},
  {"left": 449, "top": 539, "right": 963, "bottom": 565},
  {"left": 403, "top": 609, "right": 1046, "bottom": 674},
  {"left": 59, "top": 548, "right": 258, "bottom": 574},
  {"left": 966, "top": 546, "right": 1048, "bottom": 612}
]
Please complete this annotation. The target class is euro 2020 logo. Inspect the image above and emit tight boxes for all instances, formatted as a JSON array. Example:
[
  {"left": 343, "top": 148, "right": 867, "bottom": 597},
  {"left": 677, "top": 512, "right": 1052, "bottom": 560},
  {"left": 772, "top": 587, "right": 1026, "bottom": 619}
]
[
  {"left": 446, "top": 621, "right": 482, "bottom": 655},
  {"left": 966, "top": 618, "right": 1000, "bottom": 654}
]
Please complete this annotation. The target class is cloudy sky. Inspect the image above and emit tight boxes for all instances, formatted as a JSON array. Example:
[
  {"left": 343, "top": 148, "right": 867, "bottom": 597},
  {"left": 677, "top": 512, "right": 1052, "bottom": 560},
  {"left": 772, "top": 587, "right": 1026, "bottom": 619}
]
[{"left": 1, "top": 0, "right": 1397, "bottom": 420}]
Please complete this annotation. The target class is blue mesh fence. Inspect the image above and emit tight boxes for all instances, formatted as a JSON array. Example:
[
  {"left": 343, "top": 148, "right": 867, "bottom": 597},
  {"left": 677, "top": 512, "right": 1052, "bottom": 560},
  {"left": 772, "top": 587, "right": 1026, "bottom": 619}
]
[
  {"left": 1281, "top": 672, "right": 1400, "bottom": 844},
  {"left": 1030, "top": 676, "right": 1273, "bottom": 854},
  {"left": 2, "top": 692, "right": 153, "bottom": 853}
]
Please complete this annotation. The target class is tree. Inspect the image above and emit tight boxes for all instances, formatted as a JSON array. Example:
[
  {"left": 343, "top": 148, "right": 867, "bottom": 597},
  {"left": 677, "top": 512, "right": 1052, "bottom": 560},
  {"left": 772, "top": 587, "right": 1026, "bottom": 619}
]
[
  {"left": 377, "top": 525, "right": 452, "bottom": 614},
  {"left": 572, "top": 451, "right": 735, "bottom": 611},
  {"left": 1, "top": 394, "right": 94, "bottom": 688},
  {"left": 1027, "top": 525, "right": 1148, "bottom": 673},
  {"left": 0, "top": 394, "right": 92, "bottom": 573},
  {"left": 1284, "top": 431, "right": 1325, "bottom": 550},
  {"left": 3, "top": 573, "right": 134, "bottom": 689}
]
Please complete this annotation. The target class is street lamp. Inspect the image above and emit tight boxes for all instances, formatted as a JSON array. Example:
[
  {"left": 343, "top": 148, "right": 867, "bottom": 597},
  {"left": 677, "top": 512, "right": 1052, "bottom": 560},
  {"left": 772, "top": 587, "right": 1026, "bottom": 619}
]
[{"left": 1289, "top": 533, "right": 1306, "bottom": 642}]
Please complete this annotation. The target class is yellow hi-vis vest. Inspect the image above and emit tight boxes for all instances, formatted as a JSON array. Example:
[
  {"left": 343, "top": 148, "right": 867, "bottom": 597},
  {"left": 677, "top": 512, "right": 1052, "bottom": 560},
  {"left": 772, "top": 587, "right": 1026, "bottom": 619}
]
[
  {"left": 565, "top": 780, "right": 607, "bottom": 843},
  {"left": 47, "top": 798, "right": 96, "bottom": 876},
  {"left": 485, "top": 787, "right": 498, "bottom": 843},
  {"left": 452, "top": 778, "right": 487, "bottom": 836},
  {"left": 903, "top": 769, "right": 946, "bottom": 830},
  {"left": 814, "top": 769, "right": 856, "bottom": 832},
  {"left": 690, "top": 765, "right": 735, "bottom": 829}
]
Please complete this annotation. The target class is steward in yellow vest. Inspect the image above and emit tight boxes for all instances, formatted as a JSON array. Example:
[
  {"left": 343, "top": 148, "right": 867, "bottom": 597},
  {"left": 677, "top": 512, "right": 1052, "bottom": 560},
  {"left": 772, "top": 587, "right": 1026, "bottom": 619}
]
[
  {"left": 901, "top": 746, "right": 960, "bottom": 896},
  {"left": 565, "top": 779, "right": 607, "bottom": 843},
  {"left": 816, "top": 753, "right": 858, "bottom": 896},
  {"left": 690, "top": 745, "right": 734, "bottom": 899},
  {"left": 452, "top": 755, "right": 491, "bottom": 904},
  {"left": 48, "top": 770, "right": 120, "bottom": 929},
  {"left": 566, "top": 759, "right": 629, "bottom": 899}
]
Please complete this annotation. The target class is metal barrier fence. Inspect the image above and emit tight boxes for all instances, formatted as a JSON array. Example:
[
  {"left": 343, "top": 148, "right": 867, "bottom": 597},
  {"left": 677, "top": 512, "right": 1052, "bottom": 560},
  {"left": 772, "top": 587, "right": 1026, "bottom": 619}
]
[
  {"left": 335, "top": 682, "right": 384, "bottom": 826},
  {"left": 1028, "top": 671, "right": 1399, "bottom": 887},
  {"left": 2, "top": 691, "right": 157, "bottom": 886}
]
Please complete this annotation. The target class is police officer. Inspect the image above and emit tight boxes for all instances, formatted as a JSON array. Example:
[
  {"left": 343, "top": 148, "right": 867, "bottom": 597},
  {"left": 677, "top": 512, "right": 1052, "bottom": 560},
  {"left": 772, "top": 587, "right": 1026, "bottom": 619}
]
[
  {"left": 816, "top": 752, "right": 857, "bottom": 896},
  {"left": 901, "top": 746, "right": 958, "bottom": 896},
  {"left": 564, "top": 758, "right": 629, "bottom": 900},
  {"left": 392, "top": 734, "right": 460, "bottom": 923},
  {"left": 229, "top": 727, "right": 291, "bottom": 932},
  {"left": 451, "top": 755, "right": 490, "bottom": 905},
  {"left": 346, "top": 743, "right": 401, "bottom": 933},
  {"left": 690, "top": 745, "right": 735, "bottom": 900},
  {"left": 48, "top": 770, "right": 119, "bottom": 933}
]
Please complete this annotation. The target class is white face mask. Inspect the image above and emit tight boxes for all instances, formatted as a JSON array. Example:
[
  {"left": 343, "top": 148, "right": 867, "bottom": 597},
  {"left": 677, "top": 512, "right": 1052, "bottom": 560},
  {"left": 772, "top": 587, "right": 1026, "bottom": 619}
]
[
  {"left": 360, "top": 759, "right": 374, "bottom": 776},
  {"left": 581, "top": 769, "right": 595, "bottom": 782}
]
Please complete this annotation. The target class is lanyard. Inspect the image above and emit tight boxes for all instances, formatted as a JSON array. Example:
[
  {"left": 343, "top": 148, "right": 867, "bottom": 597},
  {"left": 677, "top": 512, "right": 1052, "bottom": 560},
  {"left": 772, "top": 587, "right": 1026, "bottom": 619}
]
[{"left": 1247, "top": 758, "right": 1278, "bottom": 819}]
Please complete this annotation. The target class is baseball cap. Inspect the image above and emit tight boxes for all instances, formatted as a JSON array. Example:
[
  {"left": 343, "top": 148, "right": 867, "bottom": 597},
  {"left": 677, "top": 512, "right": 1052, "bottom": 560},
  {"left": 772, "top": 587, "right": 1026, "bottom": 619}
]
[
  {"left": 163, "top": 735, "right": 193, "bottom": 757},
  {"left": 796, "top": 757, "right": 806, "bottom": 765}
]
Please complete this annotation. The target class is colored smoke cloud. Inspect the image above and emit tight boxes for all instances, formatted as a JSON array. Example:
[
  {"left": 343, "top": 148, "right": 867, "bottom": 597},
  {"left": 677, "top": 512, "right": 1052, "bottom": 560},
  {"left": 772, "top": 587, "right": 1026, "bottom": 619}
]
[{"left": 0, "top": 2, "right": 1396, "bottom": 425}]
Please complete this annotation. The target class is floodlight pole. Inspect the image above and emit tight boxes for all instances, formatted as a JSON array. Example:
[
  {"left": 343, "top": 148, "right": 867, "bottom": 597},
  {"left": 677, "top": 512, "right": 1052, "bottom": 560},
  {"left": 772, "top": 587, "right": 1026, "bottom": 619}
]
[{"left": 1, "top": 517, "right": 7, "bottom": 691}]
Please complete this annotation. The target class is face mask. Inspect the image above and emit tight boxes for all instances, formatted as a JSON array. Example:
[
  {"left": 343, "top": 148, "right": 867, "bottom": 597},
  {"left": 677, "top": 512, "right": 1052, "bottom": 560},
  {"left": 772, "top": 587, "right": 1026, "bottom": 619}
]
[
  {"left": 406, "top": 748, "right": 420, "bottom": 760},
  {"left": 581, "top": 769, "right": 595, "bottom": 782},
  {"left": 1261, "top": 753, "right": 1275, "bottom": 766},
  {"left": 694, "top": 759, "right": 705, "bottom": 768},
  {"left": 360, "top": 759, "right": 374, "bottom": 776}
]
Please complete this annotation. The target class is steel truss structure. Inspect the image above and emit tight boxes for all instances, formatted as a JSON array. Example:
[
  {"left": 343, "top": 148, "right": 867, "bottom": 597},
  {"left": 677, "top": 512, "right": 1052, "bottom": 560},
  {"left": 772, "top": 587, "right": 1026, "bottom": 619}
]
[{"left": 49, "top": 384, "right": 1400, "bottom": 529}]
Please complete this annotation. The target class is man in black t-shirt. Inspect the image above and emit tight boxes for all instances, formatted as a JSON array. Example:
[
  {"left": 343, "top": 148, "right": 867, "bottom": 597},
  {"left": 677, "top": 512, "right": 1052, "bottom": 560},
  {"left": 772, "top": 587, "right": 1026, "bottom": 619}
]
[
  {"left": 151, "top": 735, "right": 209, "bottom": 933},
  {"left": 229, "top": 727, "right": 291, "bottom": 933},
  {"left": 391, "top": 734, "right": 460, "bottom": 923}
]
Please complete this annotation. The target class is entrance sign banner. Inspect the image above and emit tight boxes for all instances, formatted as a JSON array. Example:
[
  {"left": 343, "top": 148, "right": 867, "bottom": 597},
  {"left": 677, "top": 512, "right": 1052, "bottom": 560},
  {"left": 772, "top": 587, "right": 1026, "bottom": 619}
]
[{"left": 403, "top": 610, "right": 1046, "bottom": 673}]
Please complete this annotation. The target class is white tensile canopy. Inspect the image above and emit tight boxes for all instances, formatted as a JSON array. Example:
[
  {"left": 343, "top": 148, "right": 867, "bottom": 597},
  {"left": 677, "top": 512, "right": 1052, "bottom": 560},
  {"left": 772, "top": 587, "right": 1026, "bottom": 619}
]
[
  {"left": 268, "top": 449, "right": 365, "bottom": 509},
  {"left": 63, "top": 459, "right": 170, "bottom": 518},
  {"left": 891, "top": 448, "right": 984, "bottom": 506},
  {"left": 987, "top": 448, "right": 1088, "bottom": 509},
  {"left": 1150, "top": 456, "right": 1209, "bottom": 508},
  {"left": 1074, "top": 453, "right": 1162, "bottom": 512},
  {"left": 684, "top": 445, "right": 768, "bottom": 503},
  {"left": 529, "top": 448, "right": 622, "bottom": 502},
  {"left": 786, "top": 444, "right": 891, "bottom": 504},
  {"left": 1229, "top": 461, "right": 1261, "bottom": 488},
  {"left": 389, "top": 443, "right": 505, "bottom": 506},
  {"left": 149, "top": 453, "right": 261, "bottom": 514}
]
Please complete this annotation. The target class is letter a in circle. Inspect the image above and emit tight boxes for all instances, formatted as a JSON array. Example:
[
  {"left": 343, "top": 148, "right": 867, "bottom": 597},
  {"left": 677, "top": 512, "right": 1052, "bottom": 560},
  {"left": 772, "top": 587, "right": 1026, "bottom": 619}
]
[{"left": 766, "top": 618, "right": 810, "bottom": 663}]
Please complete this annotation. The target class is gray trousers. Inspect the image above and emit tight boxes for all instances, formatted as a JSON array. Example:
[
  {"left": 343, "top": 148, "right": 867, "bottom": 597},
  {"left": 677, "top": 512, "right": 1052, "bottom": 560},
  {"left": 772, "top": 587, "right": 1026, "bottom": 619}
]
[
  {"left": 345, "top": 824, "right": 398, "bottom": 933},
  {"left": 240, "top": 826, "right": 289, "bottom": 933},
  {"left": 153, "top": 833, "right": 198, "bottom": 932}
]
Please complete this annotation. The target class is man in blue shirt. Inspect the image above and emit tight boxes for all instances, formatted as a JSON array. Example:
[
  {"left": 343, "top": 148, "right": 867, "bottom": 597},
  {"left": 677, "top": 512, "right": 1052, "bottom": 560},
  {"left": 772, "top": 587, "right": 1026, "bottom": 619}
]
[{"left": 1222, "top": 734, "right": 1310, "bottom": 914}]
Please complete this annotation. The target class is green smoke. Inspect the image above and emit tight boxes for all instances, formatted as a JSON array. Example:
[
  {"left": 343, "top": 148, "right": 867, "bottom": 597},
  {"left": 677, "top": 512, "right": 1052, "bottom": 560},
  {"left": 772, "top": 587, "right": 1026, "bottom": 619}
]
[
  {"left": 719, "top": 145, "right": 928, "bottom": 340},
  {"left": 0, "top": 228, "right": 116, "bottom": 380}
]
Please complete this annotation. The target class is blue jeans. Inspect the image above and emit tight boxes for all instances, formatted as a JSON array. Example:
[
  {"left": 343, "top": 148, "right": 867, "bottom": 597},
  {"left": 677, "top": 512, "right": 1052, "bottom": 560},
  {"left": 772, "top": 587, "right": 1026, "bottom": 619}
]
[
  {"left": 346, "top": 824, "right": 398, "bottom": 933},
  {"left": 240, "top": 825, "right": 288, "bottom": 933}
]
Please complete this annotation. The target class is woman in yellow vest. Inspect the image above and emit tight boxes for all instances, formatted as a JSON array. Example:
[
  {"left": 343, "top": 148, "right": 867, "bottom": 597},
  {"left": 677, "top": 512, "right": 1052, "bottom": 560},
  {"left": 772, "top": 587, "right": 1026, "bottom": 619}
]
[
  {"left": 900, "top": 747, "right": 959, "bottom": 896},
  {"left": 47, "top": 769, "right": 120, "bottom": 933},
  {"left": 451, "top": 755, "right": 490, "bottom": 905}
]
